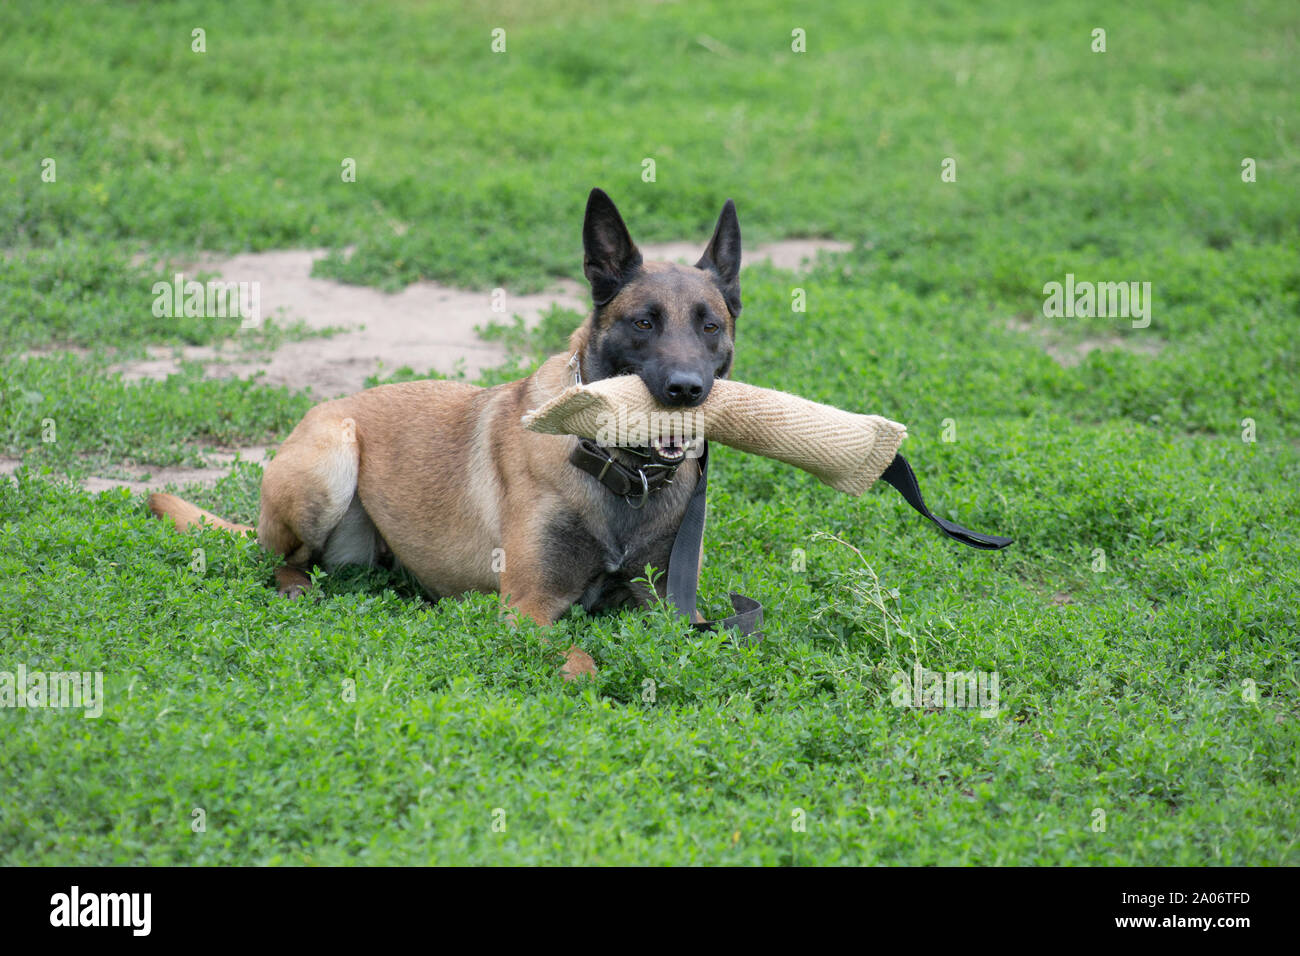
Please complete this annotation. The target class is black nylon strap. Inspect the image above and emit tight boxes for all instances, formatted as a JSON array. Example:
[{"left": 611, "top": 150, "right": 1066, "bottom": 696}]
[
  {"left": 661, "top": 448, "right": 1012, "bottom": 636},
  {"left": 665, "top": 442, "right": 764, "bottom": 637},
  {"left": 878, "top": 454, "right": 1014, "bottom": 550}
]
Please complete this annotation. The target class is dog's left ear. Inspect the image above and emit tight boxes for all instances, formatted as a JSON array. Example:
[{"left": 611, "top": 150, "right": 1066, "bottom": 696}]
[{"left": 696, "top": 199, "right": 742, "bottom": 317}]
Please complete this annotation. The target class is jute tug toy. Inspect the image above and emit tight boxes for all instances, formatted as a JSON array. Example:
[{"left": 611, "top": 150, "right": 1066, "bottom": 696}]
[{"left": 523, "top": 366, "right": 1012, "bottom": 636}]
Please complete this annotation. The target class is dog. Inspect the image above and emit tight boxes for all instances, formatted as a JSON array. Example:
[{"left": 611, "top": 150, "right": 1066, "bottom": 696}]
[{"left": 149, "top": 188, "right": 743, "bottom": 679}]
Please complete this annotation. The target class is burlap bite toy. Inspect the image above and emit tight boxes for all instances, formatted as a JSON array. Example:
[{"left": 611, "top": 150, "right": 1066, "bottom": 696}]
[{"left": 523, "top": 374, "right": 908, "bottom": 496}]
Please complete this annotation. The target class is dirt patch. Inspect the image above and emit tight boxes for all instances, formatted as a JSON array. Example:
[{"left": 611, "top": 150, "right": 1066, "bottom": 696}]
[
  {"left": 119, "top": 248, "right": 585, "bottom": 397},
  {"left": 2, "top": 447, "right": 272, "bottom": 495},
  {"left": 1005, "top": 316, "right": 1164, "bottom": 368},
  {"left": 112, "top": 240, "right": 853, "bottom": 397}
]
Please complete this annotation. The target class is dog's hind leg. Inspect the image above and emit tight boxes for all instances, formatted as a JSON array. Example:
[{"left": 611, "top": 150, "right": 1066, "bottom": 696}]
[{"left": 257, "top": 411, "right": 367, "bottom": 595}]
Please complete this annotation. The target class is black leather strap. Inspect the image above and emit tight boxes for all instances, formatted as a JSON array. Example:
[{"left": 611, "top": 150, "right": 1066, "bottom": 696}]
[
  {"left": 879, "top": 454, "right": 1014, "bottom": 550},
  {"left": 569, "top": 438, "right": 678, "bottom": 503}
]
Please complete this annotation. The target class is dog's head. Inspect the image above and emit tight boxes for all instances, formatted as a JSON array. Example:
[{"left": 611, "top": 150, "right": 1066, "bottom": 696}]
[{"left": 572, "top": 188, "right": 740, "bottom": 410}]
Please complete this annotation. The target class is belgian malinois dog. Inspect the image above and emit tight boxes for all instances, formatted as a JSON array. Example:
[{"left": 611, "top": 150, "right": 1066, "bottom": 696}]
[{"left": 150, "top": 188, "right": 742, "bottom": 679}]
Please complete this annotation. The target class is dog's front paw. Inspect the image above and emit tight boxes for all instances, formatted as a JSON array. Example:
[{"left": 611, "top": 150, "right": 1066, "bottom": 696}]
[
  {"left": 561, "top": 645, "right": 598, "bottom": 681},
  {"left": 274, "top": 566, "right": 313, "bottom": 599}
]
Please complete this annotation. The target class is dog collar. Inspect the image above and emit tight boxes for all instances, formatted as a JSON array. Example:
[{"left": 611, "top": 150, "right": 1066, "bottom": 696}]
[{"left": 569, "top": 438, "right": 681, "bottom": 509}]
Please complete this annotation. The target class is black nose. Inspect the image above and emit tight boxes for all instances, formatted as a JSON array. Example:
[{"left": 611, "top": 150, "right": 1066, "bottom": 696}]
[{"left": 663, "top": 372, "right": 705, "bottom": 406}]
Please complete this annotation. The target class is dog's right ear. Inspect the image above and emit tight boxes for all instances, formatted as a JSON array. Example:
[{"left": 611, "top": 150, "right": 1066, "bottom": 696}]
[
  {"left": 696, "top": 199, "right": 742, "bottom": 317},
  {"left": 583, "top": 188, "right": 642, "bottom": 307}
]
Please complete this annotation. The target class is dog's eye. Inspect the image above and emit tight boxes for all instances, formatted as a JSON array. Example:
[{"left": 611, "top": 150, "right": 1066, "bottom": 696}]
[
  {"left": 695, "top": 305, "right": 719, "bottom": 333},
  {"left": 632, "top": 317, "right": 653, "bottom": 331}
]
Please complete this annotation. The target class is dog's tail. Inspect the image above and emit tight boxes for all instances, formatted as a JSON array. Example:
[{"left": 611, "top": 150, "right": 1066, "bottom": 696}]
[{"left": 147, "top": 492, "right": 254, "bottom": 536}]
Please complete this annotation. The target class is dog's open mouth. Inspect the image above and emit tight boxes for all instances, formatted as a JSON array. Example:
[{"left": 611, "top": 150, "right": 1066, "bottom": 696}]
[{"left": 650, "top": 435, "right": 687, "bottom": 464}]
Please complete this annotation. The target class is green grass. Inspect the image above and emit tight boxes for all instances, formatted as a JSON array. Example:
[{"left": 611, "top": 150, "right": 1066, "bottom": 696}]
[{"left": 1, "top": 0, "right": 1298, "bottom": 865}]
